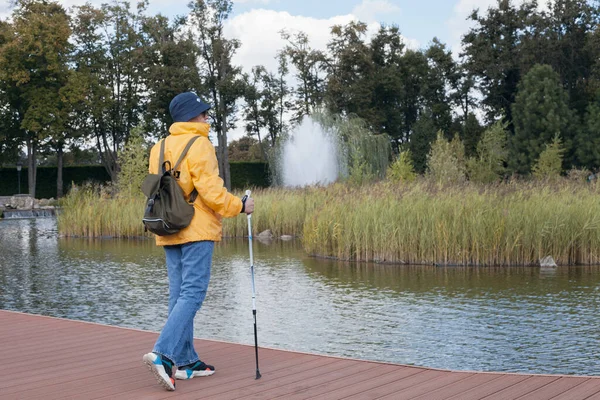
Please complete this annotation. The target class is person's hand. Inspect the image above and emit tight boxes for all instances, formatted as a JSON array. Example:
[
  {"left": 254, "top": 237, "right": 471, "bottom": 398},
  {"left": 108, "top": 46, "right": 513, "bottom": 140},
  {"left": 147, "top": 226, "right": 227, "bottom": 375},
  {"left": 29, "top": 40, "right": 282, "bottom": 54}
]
[{"left": 244, "top": 197, "right": 254, "bottom": 214}]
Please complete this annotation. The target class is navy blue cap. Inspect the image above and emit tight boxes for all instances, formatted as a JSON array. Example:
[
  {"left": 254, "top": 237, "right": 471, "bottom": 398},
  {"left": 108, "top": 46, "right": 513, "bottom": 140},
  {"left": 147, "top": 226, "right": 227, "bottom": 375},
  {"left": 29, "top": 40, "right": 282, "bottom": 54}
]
[{"left": 169, "top": 92, "right": 211, "bottom": 122}]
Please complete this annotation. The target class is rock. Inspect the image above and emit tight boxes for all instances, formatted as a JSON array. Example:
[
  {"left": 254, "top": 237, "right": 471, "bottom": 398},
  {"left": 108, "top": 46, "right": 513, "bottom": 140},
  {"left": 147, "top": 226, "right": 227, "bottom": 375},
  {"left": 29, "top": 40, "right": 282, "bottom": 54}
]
[
  {"left": 9, "top": 195, "right": 34, "bottom": 210},
  {"left": 257, "top": 236, "right": 273, "bottom": 245},
  {"left": 257, "top": 229, "right": 273, "bottom": 239},
  {"left": 280, "top": 235, "right": 293, "bottom": 241},
  {"left": 256, "top": 229, "right": 274, "bottom": 245},
  {"left": 539, "top": 256, "right": 557, "bottom": 268}
]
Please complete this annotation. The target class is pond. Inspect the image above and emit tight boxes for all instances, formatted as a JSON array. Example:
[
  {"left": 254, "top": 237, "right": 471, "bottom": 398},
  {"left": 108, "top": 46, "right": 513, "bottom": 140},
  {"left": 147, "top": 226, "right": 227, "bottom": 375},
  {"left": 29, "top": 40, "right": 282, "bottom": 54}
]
[{"left": 1, "top": 218, "right": 599, "bottom": 376}]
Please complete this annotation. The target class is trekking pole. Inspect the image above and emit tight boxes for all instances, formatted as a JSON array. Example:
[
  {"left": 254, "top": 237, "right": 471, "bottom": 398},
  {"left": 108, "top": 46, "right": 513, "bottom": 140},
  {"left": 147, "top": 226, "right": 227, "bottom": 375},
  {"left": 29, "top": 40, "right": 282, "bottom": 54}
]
[{"left": 246, "top": 190, "right": 262, "bottom": 380}]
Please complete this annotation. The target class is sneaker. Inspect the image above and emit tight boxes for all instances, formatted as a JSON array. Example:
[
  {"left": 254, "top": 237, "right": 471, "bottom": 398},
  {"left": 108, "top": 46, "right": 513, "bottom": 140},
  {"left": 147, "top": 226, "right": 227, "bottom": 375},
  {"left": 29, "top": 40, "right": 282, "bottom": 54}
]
[
  {"left": 143, "top": 352, "right": 176, "bottom": 391},
  {"left": 174, "top": 360, "right": 216, "bottom": 380}
]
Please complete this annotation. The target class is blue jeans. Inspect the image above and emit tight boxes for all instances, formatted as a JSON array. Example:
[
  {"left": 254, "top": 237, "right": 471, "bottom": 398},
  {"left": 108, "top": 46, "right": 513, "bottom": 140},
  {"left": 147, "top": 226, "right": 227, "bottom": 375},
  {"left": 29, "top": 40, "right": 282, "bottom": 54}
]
[{"left": 153, "top": 240, "right": 214, "bottom": 367}]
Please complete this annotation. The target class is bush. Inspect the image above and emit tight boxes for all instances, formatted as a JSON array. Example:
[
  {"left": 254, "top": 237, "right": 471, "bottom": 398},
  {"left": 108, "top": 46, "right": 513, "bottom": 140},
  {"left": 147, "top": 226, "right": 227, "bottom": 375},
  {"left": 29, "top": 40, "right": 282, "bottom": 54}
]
[
  {"left": 117, "top": 126, "right": 149, "bottom": 198},
  {"left": 566, "top": 168, "right": 591, "bottom": 183},
  {"left": 426, "top": 132, "right": 466, "bottom": 185},
  {"left": 387, "top": 150, "right": 417, "bottom": 183},
  {"left": 230, "top": 162, "right": 270, "bottom": 188},
  {"left": 0, "top": 166, "right": 110, "bottom": 198},
  {"left": 532, "top": 134, "right": 564, "bottom": 181},
  {"left": 467, "top": 121, "right": 508, "bottom": 183}
]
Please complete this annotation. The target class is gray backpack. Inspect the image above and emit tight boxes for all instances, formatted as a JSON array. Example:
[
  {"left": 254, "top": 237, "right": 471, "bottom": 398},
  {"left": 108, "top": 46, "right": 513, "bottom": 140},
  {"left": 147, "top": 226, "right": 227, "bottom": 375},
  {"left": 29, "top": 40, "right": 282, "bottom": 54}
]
[{"left": 141, "top": 136, "right": 200, "bottom": 236}]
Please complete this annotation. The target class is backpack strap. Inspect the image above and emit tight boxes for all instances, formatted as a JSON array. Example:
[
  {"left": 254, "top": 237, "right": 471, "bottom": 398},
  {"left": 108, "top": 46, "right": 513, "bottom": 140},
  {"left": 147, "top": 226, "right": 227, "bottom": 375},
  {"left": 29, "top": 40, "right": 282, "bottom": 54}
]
[
  {"left": 160, "top": 136, "right": 200, "bottom": 203},
  {"left": 159, "top": 138, "right": 167, "bottom": 173},
  {"left": 173, "top": 136, "right": 201, "bottom": 171}
]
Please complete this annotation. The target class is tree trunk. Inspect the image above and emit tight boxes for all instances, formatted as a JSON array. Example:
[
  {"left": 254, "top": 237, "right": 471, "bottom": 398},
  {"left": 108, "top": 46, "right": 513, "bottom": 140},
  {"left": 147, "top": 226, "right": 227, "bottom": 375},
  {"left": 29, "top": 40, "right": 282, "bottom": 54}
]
[
  {"left": 26, "top": 138, "right": 37, "bottom": 198},
  {"left": 56, "top": 144, "right": 64, "bottom": 198},
  {"left": 257, "top": 130, "right": 268, "bottom": 162},
  {"left": 218, "top": 96, "right": 231, "bottom": 190}
]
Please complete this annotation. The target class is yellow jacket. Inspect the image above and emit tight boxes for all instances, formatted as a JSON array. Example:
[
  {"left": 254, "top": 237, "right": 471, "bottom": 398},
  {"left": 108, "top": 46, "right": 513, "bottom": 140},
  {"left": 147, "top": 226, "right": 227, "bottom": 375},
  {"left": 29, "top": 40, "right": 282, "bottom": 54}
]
[{"left": 148, "top": 122, "right": 242, "bottom": 245}]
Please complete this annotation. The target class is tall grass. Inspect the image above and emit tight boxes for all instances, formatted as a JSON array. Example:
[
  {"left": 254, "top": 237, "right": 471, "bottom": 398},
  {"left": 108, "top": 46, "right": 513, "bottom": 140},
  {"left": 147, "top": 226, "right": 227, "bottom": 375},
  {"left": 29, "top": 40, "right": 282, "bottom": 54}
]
[
  {"left": 57, "top": 184, "right": 148, "bottom": 238},
  {"left": 302, "top": 181, "right": 600, "bottom": 266},
  {"left": 58, "top": 180, "right": 600, "bottom": 266},
  {"left": 221, "top": 186, "right": 329, "bottom": 237}
]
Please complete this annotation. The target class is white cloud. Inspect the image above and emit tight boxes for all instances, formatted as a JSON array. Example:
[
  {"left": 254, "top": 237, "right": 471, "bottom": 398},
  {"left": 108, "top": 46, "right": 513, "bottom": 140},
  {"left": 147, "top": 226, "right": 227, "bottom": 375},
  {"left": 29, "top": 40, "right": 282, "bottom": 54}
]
[
  {"left": 234, "top": 0, "right": 274, "bottom": 4},
  {"left": 225, "top": 9, "right": 351, "bottom": 73},
  {"left": 0, "top": 2, "right": 14, "bottom": 21},
  {"left": 447, "top": 0, "right": 552, "bottom": 58},
  {"left": 225, "top": 5, "right": 418, "bottom": 76},
  {"left": 352, "top": 0, "right": 400, "bottom": 24}
]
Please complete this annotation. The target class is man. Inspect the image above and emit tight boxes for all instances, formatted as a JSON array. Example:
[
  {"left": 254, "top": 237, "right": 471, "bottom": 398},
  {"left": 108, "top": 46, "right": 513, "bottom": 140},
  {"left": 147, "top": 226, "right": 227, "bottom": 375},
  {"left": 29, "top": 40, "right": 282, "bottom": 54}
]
[{"left": 143, "top": 92, "right": 254, "bottom": 391}]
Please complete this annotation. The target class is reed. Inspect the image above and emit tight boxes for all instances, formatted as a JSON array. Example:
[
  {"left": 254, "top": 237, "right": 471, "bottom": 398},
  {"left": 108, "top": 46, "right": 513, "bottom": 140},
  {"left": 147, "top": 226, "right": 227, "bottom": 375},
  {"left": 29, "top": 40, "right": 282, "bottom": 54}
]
[
  {"left": 57, "top": 184, "right": 147, "bottom": 238},
  {"left": 58, "top": 180, "right": 600, "bottom": 266},
  {"left": 302, "top": 180, "right": 600, "bottom": 266}
]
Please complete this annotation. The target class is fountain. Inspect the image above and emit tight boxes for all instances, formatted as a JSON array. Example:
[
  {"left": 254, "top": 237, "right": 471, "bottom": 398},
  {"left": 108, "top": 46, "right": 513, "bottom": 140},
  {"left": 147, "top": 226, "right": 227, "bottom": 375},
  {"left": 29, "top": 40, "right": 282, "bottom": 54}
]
[
  {"left": 1, "top": 195, "right": 56, "bottom": 219},
  {"left": 2, "top": 209, "right": 55, "bottom": 219},
  {"left": 279, "top": 117, "right": 340, "bottom": 187}
]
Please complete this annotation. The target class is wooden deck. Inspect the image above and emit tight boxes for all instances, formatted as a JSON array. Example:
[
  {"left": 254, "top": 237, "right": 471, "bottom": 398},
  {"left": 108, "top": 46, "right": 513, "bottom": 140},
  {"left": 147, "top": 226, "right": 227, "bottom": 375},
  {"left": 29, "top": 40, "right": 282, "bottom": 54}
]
[{"left": 1, "top": 310, "right": 599, "bottom": 400}]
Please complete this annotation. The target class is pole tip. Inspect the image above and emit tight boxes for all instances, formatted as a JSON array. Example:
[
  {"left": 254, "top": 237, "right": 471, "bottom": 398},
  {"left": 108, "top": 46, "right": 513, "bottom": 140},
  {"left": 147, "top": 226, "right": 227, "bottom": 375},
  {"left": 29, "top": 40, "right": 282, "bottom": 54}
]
[{"left": 256, "top": 370, "right": 262, "bottom": 380}]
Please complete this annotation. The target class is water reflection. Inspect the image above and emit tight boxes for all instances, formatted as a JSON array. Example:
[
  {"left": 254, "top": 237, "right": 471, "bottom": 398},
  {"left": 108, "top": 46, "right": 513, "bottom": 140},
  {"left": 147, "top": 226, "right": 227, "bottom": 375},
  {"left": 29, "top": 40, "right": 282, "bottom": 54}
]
[{"left": 0, "top": 218, "right": 599, "bottom": 376}]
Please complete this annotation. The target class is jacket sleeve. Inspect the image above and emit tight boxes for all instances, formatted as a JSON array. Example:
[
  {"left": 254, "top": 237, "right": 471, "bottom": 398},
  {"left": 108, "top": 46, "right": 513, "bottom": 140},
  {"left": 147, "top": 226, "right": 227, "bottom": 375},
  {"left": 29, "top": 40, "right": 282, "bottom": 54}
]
[{"left": 189, "top": 137, "right": 243, "bottom": 218}]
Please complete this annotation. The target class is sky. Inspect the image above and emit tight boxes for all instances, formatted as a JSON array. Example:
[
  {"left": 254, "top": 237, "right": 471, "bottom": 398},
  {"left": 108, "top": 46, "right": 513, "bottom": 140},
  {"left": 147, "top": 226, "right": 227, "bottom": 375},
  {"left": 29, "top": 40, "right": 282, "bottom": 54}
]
[{"left": 0, "top": 0, "right": 551, "bottom": 141}]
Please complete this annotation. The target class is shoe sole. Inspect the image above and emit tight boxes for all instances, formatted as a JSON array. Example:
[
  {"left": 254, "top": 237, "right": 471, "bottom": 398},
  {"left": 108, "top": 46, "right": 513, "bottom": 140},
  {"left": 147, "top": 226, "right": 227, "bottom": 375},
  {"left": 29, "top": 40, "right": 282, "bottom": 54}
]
[
  {"left": 174, "top": 369, "right": 216, "bottom": 380},
  {"left": 143, "top": 353, "right": 176, "bottom": 391}
]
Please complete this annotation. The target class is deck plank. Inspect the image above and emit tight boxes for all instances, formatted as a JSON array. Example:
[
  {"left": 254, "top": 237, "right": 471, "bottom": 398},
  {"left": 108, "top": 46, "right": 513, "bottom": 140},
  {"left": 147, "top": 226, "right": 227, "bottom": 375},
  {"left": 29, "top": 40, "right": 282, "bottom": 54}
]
[
  {"left": 409, "top": 373, "right": 505, "bottom": 400},
  {"left": 514, "top": 377, "right": 590, "bottom": 400},
  {"left": 1, "top": 310, "right": 598, "bottom": 400},
  {"left": 479, "top": 376, "right": 561, "bottom": 399}
]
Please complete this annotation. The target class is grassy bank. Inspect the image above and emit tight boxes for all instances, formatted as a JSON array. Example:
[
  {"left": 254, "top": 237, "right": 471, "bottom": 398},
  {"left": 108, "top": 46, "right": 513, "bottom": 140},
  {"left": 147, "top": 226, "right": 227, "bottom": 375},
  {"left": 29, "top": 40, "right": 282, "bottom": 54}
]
[
  {"left": 301, "top": 182, "right": 600, "bottom": 266},
  {"left": 58, "top": 181, "right": 600, "bottom": 266},
  {"left": 57, "top": 185, "right": 148, "bottom": 238}
]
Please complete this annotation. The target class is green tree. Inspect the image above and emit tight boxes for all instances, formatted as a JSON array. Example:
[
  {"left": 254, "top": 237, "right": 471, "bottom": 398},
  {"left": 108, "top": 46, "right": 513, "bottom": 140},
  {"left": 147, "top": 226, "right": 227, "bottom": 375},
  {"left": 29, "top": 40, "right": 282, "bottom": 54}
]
[
  {"left": 451, "top": 67, "right": 478, "bottom": 126},
  {"left": 462, "top": 0, "right": 538, "bottom": 123},
  {"left": 242, "top": 66, "right": 268, "bottom": 161},
  {"left": 242, "top": 63, "right": 287, "bottom": 158},
  {"left": 532, "top": 134, "right": 565, "bottom": 180},
  {"left": 70, "top": 2, "right": 146, "bottom": 182},
  {"left": 102, "top": 1, "right": 146, "bottom": 180},
  {"left": 423, "top": 38, "right": 457, "bottom": 136},
  {"left": 0, "top": 0, "right": 72, "bottom": 198},
  {"left": 544, "top": 0, "right": 599, "bottom": 117},
  {"left": 273, "top": 52, "right": 290, "bottom": 143},
  {"left": 459, "top": 113, "right": 485, "bottom": 158},
  {"left": 467, "top": 121, "right": 508, "bottom": 183},
  {"left": 70, "top": 4, "right": 112, "bottom": 174},
  {"left": 387, "top": 150, "right": 416, "bottom": 183},
  {"left": 0, "top": 20, "right": 23, "bottom": 167},
  {"left": 369, "top": 25, "right": 407, "bottom": 147},
  {"left": 140, "top": 14, "right": 201, "bottom": 134},
  {"left": 426, "top": 132, "right": 467, "bottom": 185},
  {"left": 117, "top": 125, "right": 148, "bottom": 197},
  {"left": 189, "top": 0, "right": 244, "bottom": 190},
  {"left": 54, "top": 70, "right": 92, "bottom": 197},
  {"left": 280, "top": 30, "right": 326, "bottom": 122},
  {"left": 409, "top": 110, "right": 437, "bottom": 174},
  {"left": 324, "top": 21, "right": 374, "bottom": 122},
  {"left": 576, "top": 95, "right": 600, "bottom": 170},
  {"left": 510, "top": 64, "right": 575, "bottom": 174},
  {"left": 260, "top": 65, "right": 287, "bottom": 147},
  {"left": 228, "top": 136, "right": 262, "bottom": 162}
]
